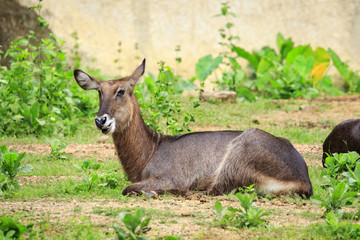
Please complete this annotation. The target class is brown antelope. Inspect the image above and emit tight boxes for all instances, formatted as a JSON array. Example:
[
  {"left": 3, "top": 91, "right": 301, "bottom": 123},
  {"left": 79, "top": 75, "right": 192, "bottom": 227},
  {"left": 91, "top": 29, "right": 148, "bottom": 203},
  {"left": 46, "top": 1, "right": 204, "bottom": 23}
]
[
  {"left": 74, "top": 59, "right": 313, "bottom": 198},
  {"left": 322, "top": 119, "right": 360, "bottom": 166}
]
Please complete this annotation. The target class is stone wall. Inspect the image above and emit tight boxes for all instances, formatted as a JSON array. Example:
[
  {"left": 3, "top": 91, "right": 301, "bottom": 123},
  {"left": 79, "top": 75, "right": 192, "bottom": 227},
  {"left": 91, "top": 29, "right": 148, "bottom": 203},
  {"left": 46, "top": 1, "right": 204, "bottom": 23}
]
[{"left": 13, "top": 0, "right": 360, "bottom": 79}]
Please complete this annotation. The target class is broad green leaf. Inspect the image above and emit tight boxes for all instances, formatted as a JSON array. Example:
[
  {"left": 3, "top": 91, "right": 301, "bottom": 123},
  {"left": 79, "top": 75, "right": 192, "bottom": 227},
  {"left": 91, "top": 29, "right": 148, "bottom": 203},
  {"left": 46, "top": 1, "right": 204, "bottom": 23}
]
[
  {"left": 0, "top": 217, "right": 27, "bottom": 238},
  {"left": 174, "top": 80, "right": 197, "bottom": 94},
  {"left": 30, "top": 102, "right": 40, "bottom": 119},
  {"left": 310, "top": 195, "right": 324, "bottom": 205},
  {"left": 328, "top": 48, "right": 348, "bottom": 78},
  {"left": 195, "top": 55, "right": 223, "bottom": 81},
  {"left": 228, "top": 57, "right": 241, "bottom": 70},
  {"left": 232, "top": 46, "right": 258, "bottom": 68},
  {"left": 17, "top": 39, "right": 29, "bottom": 46},
  {"left": 0, "top": 145, "right": 7, "bottom": 154},
  {"left": 276, "top": 33, "right": 294, "bottom": 61},
  {"left": 256, "top": 58, "right": 273, "bottom": 75},
  {"left": 313, "top": 47, "right": 330, "bottom": 65},
  {"left": 293, "top": 55, "right": 315, "bottom": 77},
  {"left": 286, "top": 45, "right": 313, "bottom": 67},
  {"left": 17, "top": 164, "right": 34, "bottom": 173}
]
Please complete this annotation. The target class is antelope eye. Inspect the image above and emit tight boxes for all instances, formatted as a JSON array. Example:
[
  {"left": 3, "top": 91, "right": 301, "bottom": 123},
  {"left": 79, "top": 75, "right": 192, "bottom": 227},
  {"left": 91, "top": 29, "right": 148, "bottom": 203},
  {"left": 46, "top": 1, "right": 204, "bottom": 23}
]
[{"left": 116, "top": 88, "right": 125, "bottom": 97}]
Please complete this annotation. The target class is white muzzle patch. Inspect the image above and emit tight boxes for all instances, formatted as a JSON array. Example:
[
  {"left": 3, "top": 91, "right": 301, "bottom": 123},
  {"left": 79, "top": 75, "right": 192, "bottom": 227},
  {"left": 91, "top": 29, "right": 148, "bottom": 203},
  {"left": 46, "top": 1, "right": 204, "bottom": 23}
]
[{"left": 95, "top": 114, "right": 116, "bottom": 134}]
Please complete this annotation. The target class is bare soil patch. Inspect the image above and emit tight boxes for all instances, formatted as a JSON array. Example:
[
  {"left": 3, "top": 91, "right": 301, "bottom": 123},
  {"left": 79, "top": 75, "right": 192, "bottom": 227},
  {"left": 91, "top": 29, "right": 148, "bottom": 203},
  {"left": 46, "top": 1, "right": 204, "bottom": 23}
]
[{"left": 0, "top": 196, "right": 323, "bottom": 239}]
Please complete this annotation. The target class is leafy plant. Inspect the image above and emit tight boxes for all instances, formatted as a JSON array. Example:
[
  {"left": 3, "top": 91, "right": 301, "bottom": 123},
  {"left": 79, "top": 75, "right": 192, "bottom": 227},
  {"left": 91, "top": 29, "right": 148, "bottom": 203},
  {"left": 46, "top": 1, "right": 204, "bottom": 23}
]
[
  {"left": 323, "top": 152, "right": 360, "bottom": 179},
  {"left": 342, "top": 164, "right": 360, "bottom": 191},
  {"left": 0, "top": 217, "right": 33, "bottom": 239},
  {"left": 0, "top": 173, "right": 9, "bottom": 197},
  {"left": 329, "top": 48, "right": 360, "bottom": 93},
  {"left": 0, "top": 1, "right": 97, "bottom": 137},
  {"left": 228, "top": 192, "right": 269, "bottom": 228},
  {"left": 49, "top": 139, "right": 68, "bottom": 159},
  {"left": 73, "top": 159, "right": 101, "bottom": 171},
  {"left": 195, "top": 55, "right": 223, "bottom": 81},
  {"left": 194, "top": 2, "right": 354, "bottom": 100},
  {"left": 135, "top": 61, "right": 198, "bottom": 135},
  {"left": 113, "top": 208, "right": 151, "bottom": 240},
  {"left": 311, "top": 181, "right": 357, "bottom": 216},
  {"left": 312, "top": 212, "right": 360, "bottom": 240},
  {"left": 0, "top": 145, "right": 33, "bottom": 195},
  {"left": 212, "top": 192, "right": 268, "bottom": 228},
  {"left": 98, "top": 170, "right": 125, "bottom": 189},
  {"left": 75, "top": 172, "right": 99, "bottom": 191},
  {"left": 70, "top": 31, "right": 82, "bottom": 69},
  {"left": 73, "top": 170, "right": 128, "bottom": 192}
]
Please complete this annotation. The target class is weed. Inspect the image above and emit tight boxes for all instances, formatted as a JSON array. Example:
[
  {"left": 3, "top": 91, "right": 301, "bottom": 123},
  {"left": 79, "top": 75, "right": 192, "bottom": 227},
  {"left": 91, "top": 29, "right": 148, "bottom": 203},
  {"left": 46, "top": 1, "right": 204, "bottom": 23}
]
[
  {"left": 311, "top": 181, "right": 357, "bottom": 216},
  {"left": 311, "top": 212, "right": 360, "bottom": 239},
  {"left": 323, "top": 151, "right": 360, "bottom": 180},
  {"left": 136, "top": 61, "right": 198, "bottom": 135},
  {"left": 73, "top": 170, "right": 129, "bottom": 192},
  {"left": 329, "top": 48, "right": 360, "bottom": 93},
  {"left": 70, "top": 32, "right": 81, "bottom": 69},
  {"left": 343, "top": 164, "right": 360, "bottom": 191},
  {"left": 49, "top": 139, "right": 68, "bottom": 159},
  {"left": 228, "top": 192, "right": 269, "bottom": 228},
  {"left": 114, "top": 208, "right": 151, "bottom": 240},
  {"left": 212, "top": 200, "right": 228, "bottom": 226},
  {"left": 73, "top": 159, "right": 101, "bottom": 171},
  {"left": 194, "top": 2, "right": 354, "bottom": 100},
  {"left": 0, "top": 1, "right": 96, "bottom": 136},
  {"left": 0, "top": 145, "right": 33, "bottom": 195},
  {"left": 0, "top": 217, "right": 33, "bottom": 239},
  {"left": 213, "top": 191, "right": 268, "bottom": 229}
]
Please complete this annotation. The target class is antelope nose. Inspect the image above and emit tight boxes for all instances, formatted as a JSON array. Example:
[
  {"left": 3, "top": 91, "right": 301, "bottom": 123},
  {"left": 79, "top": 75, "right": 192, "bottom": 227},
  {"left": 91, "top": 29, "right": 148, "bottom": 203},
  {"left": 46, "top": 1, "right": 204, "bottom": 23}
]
[{"left": 95, "top": 116, "right": 107, "bottom": 129}]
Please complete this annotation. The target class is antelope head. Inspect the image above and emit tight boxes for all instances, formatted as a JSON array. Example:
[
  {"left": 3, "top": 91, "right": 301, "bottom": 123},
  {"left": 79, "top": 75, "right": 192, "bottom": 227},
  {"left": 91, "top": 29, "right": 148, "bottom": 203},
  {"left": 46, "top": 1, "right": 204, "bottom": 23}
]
[{"left": 74, "top": 59, "right": 145, "bottom": 134}]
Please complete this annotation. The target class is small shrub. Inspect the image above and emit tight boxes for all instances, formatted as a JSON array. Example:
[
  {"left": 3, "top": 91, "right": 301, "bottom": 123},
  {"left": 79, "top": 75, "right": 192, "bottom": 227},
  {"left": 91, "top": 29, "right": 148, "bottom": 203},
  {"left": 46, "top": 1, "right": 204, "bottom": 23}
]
[
  {"left": 228, "top": 192, "right": 269, "bottom": 228},
  {"left": 311, "top": 212, "right": 360, "bottom": 239},
  {"left": 342, "top": 164, "right": 360, "bottom": 191},
  {"left": 212, "top": 200, "right": 228, "bottom": 227},
  {"left": 0, "top": 145, "right": 33, "bottom": 195},
  {"left": 0, "top": 217, "right": 33, "bottom": 239},
  {"left": 323, "top": 152, "right": 360, "bottom": 179},
  {"left": 73, "top": 159, "right": 101, "bottom": 171},
  {"left": 212, "top": 191, "right": 268, "bottom": 228},
  {"left": 329, "top": 48, "right": 360, "bottom": 93},
  {"left": 114, "top": 208, "right": 151, "bottom": 240},
  {"left": 49, "top": 139, "right": 68, "bottom": 159},
  {"left": 135, "top": 61, "right": 198, "bottom": 135},
  {"left": 72, "top": 170, "right": 129, "bottom": 192},
  {"left": 311, "top": 181, "right": 357, "bottom": 217},
  {"left": 0, "top": 2, "right": 97, "bottom": 137}
]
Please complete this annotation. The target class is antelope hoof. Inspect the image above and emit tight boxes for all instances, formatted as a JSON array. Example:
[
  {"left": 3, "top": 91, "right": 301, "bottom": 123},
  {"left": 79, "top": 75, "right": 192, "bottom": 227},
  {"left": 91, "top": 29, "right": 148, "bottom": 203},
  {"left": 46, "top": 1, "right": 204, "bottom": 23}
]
[{"left": 144, "top": 191, "right": 158, "bottom": 198}]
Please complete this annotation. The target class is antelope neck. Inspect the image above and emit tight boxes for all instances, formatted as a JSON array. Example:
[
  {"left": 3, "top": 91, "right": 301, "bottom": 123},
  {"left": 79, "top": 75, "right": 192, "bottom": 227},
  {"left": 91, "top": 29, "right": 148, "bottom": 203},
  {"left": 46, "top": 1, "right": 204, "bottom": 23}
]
[{"left": 111, "top": 107, "right": 160, "bottom": 182}]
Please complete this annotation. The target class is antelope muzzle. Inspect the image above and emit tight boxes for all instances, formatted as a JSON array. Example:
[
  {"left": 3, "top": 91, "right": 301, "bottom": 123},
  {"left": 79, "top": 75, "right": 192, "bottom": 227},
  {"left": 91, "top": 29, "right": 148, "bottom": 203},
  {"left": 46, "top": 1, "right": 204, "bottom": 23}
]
[{"left": 95, "top": 114, "right": 115, "bottom": 134}]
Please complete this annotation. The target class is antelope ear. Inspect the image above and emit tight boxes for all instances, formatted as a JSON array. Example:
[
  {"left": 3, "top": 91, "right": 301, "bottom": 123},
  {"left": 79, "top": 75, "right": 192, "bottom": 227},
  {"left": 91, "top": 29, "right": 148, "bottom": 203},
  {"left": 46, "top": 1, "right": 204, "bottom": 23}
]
[
  {"left": 74, "top": 69, "right": 100, "bottom": 90},
  {"left": 128, "top": 59, "right": 146, "bottom": 90}
]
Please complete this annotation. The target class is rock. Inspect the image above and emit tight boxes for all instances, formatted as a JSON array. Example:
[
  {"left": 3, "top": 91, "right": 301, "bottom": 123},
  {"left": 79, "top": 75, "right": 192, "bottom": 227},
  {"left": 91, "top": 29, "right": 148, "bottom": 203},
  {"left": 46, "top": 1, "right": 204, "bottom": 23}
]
[
  {"left": 200, "top": 91, "right": 237, "bottom": 103},
  {"left": 97, "top": 136, "right": 111, "bottom": 143}
]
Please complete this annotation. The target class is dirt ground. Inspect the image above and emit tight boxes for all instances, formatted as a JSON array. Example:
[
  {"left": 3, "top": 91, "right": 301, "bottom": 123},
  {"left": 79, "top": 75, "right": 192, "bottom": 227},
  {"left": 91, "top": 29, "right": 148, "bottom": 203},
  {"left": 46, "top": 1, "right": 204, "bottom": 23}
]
[{"left": 2, "top": 95, "right": 360, "bottom": 239}]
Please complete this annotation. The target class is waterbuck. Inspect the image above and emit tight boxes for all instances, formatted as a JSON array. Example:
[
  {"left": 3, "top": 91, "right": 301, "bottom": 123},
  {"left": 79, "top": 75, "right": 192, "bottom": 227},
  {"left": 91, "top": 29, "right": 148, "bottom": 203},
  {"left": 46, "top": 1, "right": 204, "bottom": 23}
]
[
  {"left": 74, "top": 59, "right": 313, "bottom": 198},
  {"left": 322, "top": 119, "right": 360, "bottom": 166}
]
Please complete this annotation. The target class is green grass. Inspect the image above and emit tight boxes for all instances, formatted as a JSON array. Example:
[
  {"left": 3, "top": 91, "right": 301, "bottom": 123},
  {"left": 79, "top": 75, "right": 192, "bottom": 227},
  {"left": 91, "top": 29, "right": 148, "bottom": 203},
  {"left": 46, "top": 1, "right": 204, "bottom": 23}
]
[
  {"left": 1, "top": 97, "right": 360, "bottom": 239},
  {"left": 20, "top": 154, "right": 119, "bottom": 176}
]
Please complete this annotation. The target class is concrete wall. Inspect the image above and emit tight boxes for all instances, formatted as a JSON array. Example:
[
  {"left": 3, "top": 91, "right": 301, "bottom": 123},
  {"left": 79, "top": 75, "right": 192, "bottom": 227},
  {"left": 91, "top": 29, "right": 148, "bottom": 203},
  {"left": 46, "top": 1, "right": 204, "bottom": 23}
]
[{"left": 16, "top": 0, "right": 360, "bottom": 79}]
